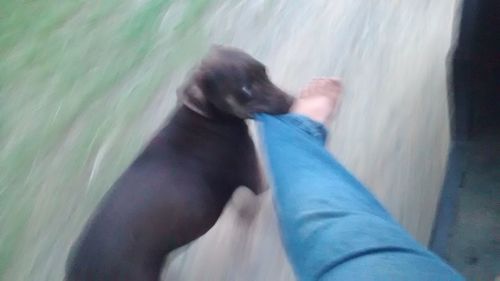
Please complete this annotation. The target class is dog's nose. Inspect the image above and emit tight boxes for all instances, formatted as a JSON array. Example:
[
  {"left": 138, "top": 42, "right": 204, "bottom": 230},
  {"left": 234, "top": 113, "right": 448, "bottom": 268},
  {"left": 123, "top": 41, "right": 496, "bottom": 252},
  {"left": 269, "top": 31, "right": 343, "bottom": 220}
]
[
  {"left": 272, "top": 91, "right": 294, "bottom": 114},
  {"left": 283, "top": 94, "right": 295, "bottom": 110}
]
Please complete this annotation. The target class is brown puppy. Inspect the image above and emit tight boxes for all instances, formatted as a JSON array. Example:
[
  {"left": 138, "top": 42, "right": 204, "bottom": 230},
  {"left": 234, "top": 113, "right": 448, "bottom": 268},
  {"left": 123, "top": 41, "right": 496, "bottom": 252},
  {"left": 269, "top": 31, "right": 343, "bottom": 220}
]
[{"left": 65, "top": 46, "right": 293, "bottom": 281}]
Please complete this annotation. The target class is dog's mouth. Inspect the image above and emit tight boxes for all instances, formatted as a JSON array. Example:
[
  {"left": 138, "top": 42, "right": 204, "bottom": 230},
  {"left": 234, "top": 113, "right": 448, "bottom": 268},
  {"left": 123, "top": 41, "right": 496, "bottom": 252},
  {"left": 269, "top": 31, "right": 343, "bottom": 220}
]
[
  {"left": 225, "top": 95, "right": 253, "bottom": 119},
  {"left": 252, "top": 92, "right": 295, "bottom": 116}
]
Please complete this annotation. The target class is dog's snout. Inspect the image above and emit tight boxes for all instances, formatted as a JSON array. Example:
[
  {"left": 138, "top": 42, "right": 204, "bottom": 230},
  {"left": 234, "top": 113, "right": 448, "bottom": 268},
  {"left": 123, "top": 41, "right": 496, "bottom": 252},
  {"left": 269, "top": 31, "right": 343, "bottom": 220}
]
[
  {"left": 275, "top": 91, "right": 295, "bottom": 113},
  {"left": 282, "top": 93, "right": 295, "bottom": 111},
  {"left": 250, "top": 84, "right": 294, "bottom": 115},
  {"left": 269, "top": 83, "right": 294, "bottom": 111}
]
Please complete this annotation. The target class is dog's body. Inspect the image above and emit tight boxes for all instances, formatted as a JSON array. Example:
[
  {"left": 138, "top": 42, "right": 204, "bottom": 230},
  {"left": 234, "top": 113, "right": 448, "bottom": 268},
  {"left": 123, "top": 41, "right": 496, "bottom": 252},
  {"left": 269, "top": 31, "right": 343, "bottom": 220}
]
[
  {"left": 66, "top": 106, "right": 261, "bottom": 280},
  {"left": 66, "top": 46, "right": 292, "bottom": 281}
]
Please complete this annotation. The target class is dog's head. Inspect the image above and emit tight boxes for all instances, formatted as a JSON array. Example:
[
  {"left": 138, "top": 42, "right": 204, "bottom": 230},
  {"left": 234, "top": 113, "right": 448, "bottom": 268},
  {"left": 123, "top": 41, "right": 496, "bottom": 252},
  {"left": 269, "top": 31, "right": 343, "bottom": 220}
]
[{"left": 178, "top": 46, "right": 294, "bottom": 119}]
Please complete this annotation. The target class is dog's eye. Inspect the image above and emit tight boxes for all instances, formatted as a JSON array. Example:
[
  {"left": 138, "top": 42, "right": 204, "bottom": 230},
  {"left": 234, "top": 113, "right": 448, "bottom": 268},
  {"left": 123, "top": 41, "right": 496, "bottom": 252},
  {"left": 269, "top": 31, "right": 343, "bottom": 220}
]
[{"left": 242, "top": 86, "right": 252, "bottom": 97}]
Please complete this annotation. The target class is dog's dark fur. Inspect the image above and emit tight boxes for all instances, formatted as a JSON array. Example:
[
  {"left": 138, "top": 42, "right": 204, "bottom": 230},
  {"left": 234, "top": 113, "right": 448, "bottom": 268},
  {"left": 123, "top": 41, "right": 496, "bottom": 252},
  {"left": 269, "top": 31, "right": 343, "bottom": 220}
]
[{"left": 65, "top": 46, "right": 293, "bottom": 281}]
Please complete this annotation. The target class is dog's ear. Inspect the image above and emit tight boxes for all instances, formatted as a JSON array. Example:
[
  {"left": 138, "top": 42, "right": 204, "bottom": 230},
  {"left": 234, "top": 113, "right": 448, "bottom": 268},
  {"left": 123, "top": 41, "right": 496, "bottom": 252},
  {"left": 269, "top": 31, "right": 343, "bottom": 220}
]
[{"left": 177, "top": 74, "right": 213, "bottom": 118}]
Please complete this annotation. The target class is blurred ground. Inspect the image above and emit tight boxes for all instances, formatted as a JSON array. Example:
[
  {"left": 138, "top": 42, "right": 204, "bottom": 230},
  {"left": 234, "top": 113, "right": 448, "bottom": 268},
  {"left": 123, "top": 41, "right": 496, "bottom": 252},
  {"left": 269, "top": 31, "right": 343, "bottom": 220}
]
[
  {"left": 0, "top": 1, "right": 458, "bottom": 280},
  {"left": 445, "top": 131, "right": 500, "bottom": 280}
]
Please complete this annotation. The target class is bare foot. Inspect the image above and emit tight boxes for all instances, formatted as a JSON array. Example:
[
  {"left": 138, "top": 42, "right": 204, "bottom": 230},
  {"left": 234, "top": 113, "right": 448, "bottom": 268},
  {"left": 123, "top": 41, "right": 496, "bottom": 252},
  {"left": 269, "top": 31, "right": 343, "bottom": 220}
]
[{"left": 291, "top": 78, "right": 342, "bottom": 124}]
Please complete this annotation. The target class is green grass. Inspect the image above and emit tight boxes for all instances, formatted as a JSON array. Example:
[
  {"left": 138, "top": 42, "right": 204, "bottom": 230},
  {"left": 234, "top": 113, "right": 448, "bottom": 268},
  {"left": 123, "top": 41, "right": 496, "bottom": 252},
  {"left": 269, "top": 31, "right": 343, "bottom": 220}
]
[{"left": 0, "top": 0, "right": 212, "bottom": 278}]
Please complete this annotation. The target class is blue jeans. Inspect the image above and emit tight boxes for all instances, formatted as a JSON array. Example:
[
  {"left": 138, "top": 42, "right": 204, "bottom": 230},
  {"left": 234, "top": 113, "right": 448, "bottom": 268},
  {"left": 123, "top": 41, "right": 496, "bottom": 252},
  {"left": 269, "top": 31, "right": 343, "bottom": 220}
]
[{"left": 256, "top": 113, "right": 463, "bottom": 281}]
